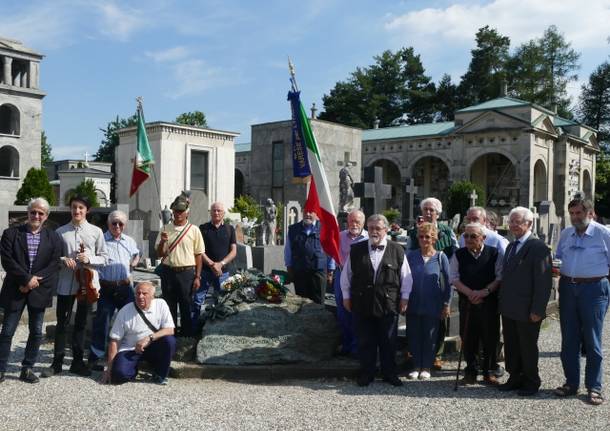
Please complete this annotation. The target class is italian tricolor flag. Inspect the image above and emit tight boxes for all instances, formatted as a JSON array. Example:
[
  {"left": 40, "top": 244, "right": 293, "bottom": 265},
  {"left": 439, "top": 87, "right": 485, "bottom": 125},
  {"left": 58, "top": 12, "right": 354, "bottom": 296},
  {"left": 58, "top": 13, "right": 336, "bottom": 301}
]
[
  {"left": 289, "top": 90, "right": 341, "bottom": 265},
  {"left": 129, "top": 103, "right": 154, "bottom": 197}
]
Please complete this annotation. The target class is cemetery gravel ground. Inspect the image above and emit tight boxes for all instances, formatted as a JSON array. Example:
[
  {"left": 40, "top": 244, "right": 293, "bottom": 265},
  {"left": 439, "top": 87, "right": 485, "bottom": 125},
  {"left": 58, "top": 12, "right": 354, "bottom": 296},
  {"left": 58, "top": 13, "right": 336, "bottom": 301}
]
[{"left": 0, "top": 314, "right": 609, "bottom": 430}]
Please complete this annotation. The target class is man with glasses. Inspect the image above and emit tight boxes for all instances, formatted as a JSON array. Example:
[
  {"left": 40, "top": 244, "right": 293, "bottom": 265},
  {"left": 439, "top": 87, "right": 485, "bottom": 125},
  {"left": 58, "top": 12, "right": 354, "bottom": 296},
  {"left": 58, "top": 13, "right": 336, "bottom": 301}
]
[
  {"left": 193, "top": 202, "right": 236, "bottom": 333},
  {"left": 42, "top": 194, "right": 108, "bottom": 378},
  {"left": 0, "top": 198, "right": 62, "bottom": 384},
  {"left": 155, "top": 195, "right": 204, "bottom": 337},
  {"left": 88, "top": 210, "right": 141, "bottom": 370},
  {"left": 554, "top": 197, "right": 610, "bottom": 405},
  {"left": 408, "top": 197, "right": 458, "bottom": 370}
]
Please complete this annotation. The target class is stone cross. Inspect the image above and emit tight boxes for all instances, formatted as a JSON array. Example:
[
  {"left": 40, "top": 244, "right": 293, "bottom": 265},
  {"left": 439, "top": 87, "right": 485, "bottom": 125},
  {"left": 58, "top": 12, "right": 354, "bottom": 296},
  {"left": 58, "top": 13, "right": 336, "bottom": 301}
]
[
  {"left": 469, "top": 189, "right": 478, "bottom": 207},
  {"left": 337, "top": 151, "right": 357, "bottom": 168},
  {"left": 404, "top": 178, "right": 418, "bottom": 225},
  {"left": 310, "top": 102, "right": 317, "bottom": 119},
  {"left": 354, "top": 166, "right": 392, "bottom": 217}
]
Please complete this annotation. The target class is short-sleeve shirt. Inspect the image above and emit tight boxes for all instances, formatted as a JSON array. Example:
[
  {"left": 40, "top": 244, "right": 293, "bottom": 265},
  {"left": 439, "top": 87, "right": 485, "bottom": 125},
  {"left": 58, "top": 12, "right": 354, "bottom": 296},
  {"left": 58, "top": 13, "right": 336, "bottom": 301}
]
[
  {"left": 99, "top": 231, "right": 140, "bottom": 282},
  {"left": 109, "top": 299, "right": 175, "bottom": 352},
  {"left": 155, "top": 223, "right": 204, "bottom": 267},
  {"left": 199, "top": 222, "right": 236, "bottom": 262}
]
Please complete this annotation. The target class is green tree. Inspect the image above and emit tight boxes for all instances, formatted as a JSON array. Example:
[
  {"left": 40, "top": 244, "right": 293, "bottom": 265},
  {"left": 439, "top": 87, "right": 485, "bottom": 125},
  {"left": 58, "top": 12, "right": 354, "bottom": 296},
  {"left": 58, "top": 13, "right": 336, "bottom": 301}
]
[
  {"left": 176, "top": 111, "right": 208, "bottom": 127},
  {"left": 446, "top": 180, "right": 485, "bottom": 219},
  {"left": 319, "top": 47, "right": 436, "bottom": 128},
  {"left": 509, "top": 26, "right": 580, "bottom": 117},
  {"left": 229, "top": 195, "right": 262, "bottom": 222},
  {"left": 15, "top": 167, "right": 56, "bottom": 205},
  {"left": 65, "top": 179, "right": 99, "bottom": 208},
  {"left": 41, "top": 131, "right": 53, "bottom": 165},
  {"left": 457, "top": 26, "right": 511, "bottom": 107},
  {"left": 578, "top": 61, "right": 610, "bottom": 217},
  {"left": 435, "top": 74, "right": 458, "bottom": 121},
  {"left": 95, "top": 114, "right": 137, "bottom": 203}
]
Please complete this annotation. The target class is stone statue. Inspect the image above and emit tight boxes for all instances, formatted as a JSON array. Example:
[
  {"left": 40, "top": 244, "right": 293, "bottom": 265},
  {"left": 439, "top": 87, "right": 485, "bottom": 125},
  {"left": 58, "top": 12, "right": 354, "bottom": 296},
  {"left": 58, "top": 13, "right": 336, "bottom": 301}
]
[
  {"left": 261, "top": 198, "right": 277, "bottom": 246},
  {"left": 339, "top": 165, "right": 355, "bottom": 212}
]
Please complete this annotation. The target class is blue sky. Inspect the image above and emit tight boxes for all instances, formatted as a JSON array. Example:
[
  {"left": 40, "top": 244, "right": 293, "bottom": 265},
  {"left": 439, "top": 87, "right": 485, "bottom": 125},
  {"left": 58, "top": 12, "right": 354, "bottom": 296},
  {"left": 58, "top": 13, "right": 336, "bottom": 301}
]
[{"left": 2, "top": 0, "right": 609, "bottom": 160}]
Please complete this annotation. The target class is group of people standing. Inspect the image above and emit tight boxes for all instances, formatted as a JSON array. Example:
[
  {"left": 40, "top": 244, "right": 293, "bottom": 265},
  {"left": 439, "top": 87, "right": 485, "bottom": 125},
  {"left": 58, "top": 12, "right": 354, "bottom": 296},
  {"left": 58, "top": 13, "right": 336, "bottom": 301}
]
[{"left": 316, "top": 195, "right": 608, "bottom": 405}]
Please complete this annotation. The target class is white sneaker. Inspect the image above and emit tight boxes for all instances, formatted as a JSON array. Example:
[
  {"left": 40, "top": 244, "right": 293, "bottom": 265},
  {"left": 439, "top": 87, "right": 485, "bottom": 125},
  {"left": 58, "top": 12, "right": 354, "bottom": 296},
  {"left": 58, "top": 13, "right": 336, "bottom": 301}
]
[
  {"left": 407, "top": 371, "right": 419, "bottom": 380},
  {"left": 419, "top": 371, "right": 431, "bottom": 380}
]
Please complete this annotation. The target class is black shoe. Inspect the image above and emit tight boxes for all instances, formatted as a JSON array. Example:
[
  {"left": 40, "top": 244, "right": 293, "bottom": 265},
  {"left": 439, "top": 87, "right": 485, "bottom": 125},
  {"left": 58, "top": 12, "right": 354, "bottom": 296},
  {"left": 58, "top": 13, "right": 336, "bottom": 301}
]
[
  {"left": 69, "top": 361, "right": 92, "bottom": 377},
  {"left": 41, "top": 360, "right": 63, "bottom": 378},
  {"left": 19, "top": 368, "right": 40, "bottom": 384},
  {"left": 0, "top": 372, "right": 5, "bottom": 383},
  {"left": 88, "top": 358, "right": 105, "bottom": 372},
  {"left": 498, "top": 379, "right": 522, "bottom": 392},
  {"left": 383, "top": 375, "right": 403, "bottom": 387},
  {"left": 517, "top": 387, "right": 539, "bottom": 396},
  {"left": 356, "top": 374, "right": 373, "bottom": 387}
]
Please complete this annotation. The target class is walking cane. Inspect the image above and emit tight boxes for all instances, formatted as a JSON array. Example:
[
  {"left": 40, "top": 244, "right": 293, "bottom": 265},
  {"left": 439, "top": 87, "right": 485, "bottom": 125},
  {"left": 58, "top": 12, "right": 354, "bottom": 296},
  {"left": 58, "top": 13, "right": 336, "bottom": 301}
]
[{"left": 454, "top": 301, "right": 471, "bottom": 391}]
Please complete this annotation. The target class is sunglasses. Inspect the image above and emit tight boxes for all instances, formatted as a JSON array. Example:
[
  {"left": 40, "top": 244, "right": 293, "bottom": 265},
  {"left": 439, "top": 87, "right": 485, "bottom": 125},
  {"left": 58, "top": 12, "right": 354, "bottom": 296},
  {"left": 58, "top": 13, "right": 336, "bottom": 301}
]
[
  {"left": 29, "top": 210, "right": 46, "bottom": 217},
  {"left": 111, "top": 221, "right": 124, "bottom": 227},
  {"left": 463, "top": 233, "right": 480, "bottom": 239}
]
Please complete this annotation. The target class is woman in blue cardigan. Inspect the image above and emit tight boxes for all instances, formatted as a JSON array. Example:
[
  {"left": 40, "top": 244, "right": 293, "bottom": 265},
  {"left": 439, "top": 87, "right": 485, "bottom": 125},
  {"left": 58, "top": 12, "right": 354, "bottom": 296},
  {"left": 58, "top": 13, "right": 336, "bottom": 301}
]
[{"left": 406, "top": 222, "right": 451, "bottom": 380}]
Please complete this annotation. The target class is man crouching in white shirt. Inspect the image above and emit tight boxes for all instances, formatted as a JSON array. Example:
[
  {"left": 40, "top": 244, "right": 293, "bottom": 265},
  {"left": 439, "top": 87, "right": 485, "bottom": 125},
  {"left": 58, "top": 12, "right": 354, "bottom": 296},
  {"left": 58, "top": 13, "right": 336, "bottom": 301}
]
[{"left": 100, "top": 282, "right": 176, "bottom": 385}]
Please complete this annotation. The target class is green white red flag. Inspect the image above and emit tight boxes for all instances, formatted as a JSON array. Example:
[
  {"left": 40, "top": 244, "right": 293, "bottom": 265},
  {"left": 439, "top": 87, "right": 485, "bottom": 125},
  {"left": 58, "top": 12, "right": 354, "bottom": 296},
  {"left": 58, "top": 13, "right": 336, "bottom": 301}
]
[{"left": 129, "top": 101, "right": 154, "bottom": 197}]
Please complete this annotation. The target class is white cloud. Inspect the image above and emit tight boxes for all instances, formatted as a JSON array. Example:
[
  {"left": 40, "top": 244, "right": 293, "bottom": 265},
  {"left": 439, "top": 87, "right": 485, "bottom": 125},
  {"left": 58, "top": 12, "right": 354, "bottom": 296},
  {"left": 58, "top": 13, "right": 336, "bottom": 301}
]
[
  {"left": 166, "top": 59, "right": 229, "bottom": 99},
  {"left": 385, "top": 0, "right": 610, "bottom": 51},
  {"left": 94, "top": 1, "right": 148, "bottom": 42},
  {"left": 146, "top": 46, "right": 190, "bottom": 63}
]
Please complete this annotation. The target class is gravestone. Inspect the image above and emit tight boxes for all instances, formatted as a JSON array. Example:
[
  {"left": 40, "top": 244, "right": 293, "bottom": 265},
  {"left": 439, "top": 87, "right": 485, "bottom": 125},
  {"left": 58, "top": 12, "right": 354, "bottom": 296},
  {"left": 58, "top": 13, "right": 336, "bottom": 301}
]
[
  {"left": 469, "top": 189, "right": 478, "bottom": 207},
  {"left": 283, "top": 200, "right": 302, "bottom": 242},
  {"left": 403, "top": 178, "right": 418, "bottom": 226},
  {"left": 197, "top": 293, "right": 340, "bottom": 365},
  {"left": 537, "top": 201, "right": 561, "bottom": 250},
  {"left": 353, "top": 166, "right": 392, "bottom": 217},
  {"left": 251, "top": 245, "right": 285, "bottom": 274},
  {"left": 233, "top": 243, "right": 253, "bottom": 271}
]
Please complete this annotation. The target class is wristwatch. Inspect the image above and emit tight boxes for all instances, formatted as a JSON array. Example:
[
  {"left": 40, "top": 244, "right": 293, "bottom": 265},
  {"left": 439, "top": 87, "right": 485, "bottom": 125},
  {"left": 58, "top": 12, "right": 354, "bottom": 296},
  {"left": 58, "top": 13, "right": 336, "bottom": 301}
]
[
  {"left": 149, "top": 334, "right": 154, "bottom": 343},
  {"left": 485, "top": 287, "right": 492, "bottom": 295}
]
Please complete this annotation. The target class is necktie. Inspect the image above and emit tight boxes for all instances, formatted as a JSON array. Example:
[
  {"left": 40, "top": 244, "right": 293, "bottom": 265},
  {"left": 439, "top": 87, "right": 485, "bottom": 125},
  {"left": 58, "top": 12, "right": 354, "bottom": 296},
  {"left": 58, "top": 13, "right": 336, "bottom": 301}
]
[{"left": 508, "top": 240, "right": 520, "bottom": 262}]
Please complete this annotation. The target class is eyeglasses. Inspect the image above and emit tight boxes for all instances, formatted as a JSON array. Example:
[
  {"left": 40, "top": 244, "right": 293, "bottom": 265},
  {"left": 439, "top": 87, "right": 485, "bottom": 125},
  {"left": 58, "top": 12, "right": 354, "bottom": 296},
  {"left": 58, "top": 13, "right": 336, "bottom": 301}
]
[
  {"left": 463, "top": 233, "right": 481, "bottom": 239},
  {"left": 111, "top": 221, "right": 124, "bottom": 227},
  {"left": 29, "top": 210, "right": 46, "bottom": 217}
]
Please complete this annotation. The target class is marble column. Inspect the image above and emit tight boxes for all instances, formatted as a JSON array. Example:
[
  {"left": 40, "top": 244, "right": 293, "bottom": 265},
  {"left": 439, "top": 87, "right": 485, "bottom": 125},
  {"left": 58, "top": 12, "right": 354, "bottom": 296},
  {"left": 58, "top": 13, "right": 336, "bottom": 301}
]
[{"left": 2, "top": 56, "right": 12, "bottom": 85}]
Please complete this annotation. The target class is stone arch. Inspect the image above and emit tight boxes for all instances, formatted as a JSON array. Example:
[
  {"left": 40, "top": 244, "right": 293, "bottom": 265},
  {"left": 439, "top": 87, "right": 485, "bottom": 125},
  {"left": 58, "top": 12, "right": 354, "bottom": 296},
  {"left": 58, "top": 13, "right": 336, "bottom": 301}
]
[
  {"left": 583, "top": 169, "right": 592, "bottom": 200},
  {"left": 96, "top": 189, "right": 108, "bottom": 207},
  {"left": 367, "top": 158, "right": 402, "bottom": 209},
  {"left": 0, "top": 145, "right": 20, "bottom": 177},
  {"left": 0, "top": 104, "right": 20, "bottom": 135},
  {"left": 465, "top": 148, "right": 518, "bottom": 175},
  {"left": 469, "top": 152, "right": 518, "bottom": 212},
  {"left": 234, "top": 168, "right": 245, "bottom": 198},
  {"left": 409, "top": 155, "right": 451, "bottom": 203},
  {"left": 533, "top": 159, "right": 548, "bottom": 203}
]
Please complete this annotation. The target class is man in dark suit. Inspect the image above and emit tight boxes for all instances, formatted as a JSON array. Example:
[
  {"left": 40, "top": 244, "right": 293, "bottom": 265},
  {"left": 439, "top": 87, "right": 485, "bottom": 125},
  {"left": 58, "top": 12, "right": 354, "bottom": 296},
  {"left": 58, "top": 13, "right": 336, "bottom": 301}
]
[
  {"left": 0, "top": 198, "right": 62, "bottom": 383},
  {"left": 499, "top": 206, "right": 552, "bottom": 396},
  {"left": 340, "top": 214, "right": 413, "bottom": 387}
]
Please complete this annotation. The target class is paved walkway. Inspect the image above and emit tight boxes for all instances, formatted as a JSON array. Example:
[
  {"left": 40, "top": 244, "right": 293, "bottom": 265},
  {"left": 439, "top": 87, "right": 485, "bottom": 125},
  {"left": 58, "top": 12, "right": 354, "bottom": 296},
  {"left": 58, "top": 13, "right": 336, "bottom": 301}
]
[{"left": 0, "top": 314, "right": 609, "bottom": 430}]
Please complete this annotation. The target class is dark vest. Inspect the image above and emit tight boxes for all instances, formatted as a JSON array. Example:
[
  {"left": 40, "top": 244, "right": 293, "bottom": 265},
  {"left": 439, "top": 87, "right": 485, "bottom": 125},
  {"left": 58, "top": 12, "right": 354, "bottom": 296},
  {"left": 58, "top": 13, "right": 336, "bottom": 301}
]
[
  {"left": 455, "top": 246, "right": 497, "bottom": 298},
  {"left": 350, "top": 241, "right": 405, "bottom": 318},
  {"left": 408, "top": 223, "right": 457, "bottom": 258},
  {"left": 288, "top": 222, "right": 326, "bottom": 272}
]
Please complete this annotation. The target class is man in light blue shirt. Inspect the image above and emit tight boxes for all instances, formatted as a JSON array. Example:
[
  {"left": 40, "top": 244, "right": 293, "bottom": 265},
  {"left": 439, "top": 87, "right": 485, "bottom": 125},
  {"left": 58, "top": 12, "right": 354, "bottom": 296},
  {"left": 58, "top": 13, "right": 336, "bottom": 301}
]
[
  {"left": 89, "top": 210, "right": 140, "bottom": 370},
  {"left": 554, "top": 197, "right": 610, "bottom": 405},
  {"left": 458, "top": 206, "right": 509, "bottom": 254}
]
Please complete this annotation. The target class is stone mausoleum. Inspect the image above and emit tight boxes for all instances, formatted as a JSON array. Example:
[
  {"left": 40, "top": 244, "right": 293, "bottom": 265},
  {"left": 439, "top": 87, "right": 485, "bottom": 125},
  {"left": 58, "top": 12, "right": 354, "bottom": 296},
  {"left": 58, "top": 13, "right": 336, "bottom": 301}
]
[
  {"left": 362, "top": 96, "right": 598, "bottom": 221},
  {"left": 0, "top": 37, "right": 44, "bottom": 204}
]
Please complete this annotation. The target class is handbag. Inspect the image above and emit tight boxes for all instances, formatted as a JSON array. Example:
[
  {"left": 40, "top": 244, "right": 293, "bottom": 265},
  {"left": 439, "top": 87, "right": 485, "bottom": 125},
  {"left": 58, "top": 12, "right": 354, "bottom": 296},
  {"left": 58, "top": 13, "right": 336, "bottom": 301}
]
[{"left": 154, "top": 223, "right": 193, "bottom": 276}]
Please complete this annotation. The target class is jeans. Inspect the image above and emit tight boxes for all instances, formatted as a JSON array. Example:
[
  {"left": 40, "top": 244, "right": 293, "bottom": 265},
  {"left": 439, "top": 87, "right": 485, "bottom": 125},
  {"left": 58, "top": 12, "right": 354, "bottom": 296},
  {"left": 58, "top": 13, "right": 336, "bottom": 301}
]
[
  {"left": 333, "top": 268, "right": 357, "bottom": 354},
  {"left": 54, "top": 295, "right": 91, "bottom": 362},
  {"left": 559, "top": 278, "right": 609, "bottom": 391},
  {"left": 89, "top": 284, "right": 134, "bottom": 361},
  {"left": 0, "top": 303, "right": 45, "bottom": 372},
  {"left": 111, "top": 335, "right": 177, "bottom": 384},
  {"left": 191, "top": 270, "right": 229, "bottom": 331},
  {"left": 407, "top": 313, "right": 440, "bottom": 370}
]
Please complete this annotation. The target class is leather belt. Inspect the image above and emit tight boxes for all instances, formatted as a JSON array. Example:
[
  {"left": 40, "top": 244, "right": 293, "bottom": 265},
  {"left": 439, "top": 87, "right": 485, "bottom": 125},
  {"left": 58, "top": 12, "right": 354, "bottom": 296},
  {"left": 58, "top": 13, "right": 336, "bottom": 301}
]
[
  {"left": 100, "top": 279, "right": 130, "bottom": 288},
  {"left": 168, "top": 265, "right": 195, "bottom": 272},
  {"left": 560, "top": 275, "right": 608, "bottom": 284}
]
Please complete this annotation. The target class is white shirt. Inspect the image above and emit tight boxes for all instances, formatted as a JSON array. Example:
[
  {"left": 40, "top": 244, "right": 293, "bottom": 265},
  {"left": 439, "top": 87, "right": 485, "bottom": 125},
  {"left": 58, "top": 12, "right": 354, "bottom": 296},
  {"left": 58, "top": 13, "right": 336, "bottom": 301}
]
[
  {"left": 458, "top": 227, "right": 509, "bottom": 253},
  {"left": 340, "top": 238, "right": 413, "bottom": 300},
  {"left": 109, "top": 299, "right": 175, "bottom": 352}
]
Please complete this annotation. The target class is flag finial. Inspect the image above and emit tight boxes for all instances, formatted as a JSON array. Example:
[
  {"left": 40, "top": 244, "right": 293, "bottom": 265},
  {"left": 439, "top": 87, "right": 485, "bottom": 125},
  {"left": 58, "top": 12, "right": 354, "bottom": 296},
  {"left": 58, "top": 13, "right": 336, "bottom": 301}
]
[{"left": 288, "top": 57, "right": 298, "bottom": 92}]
